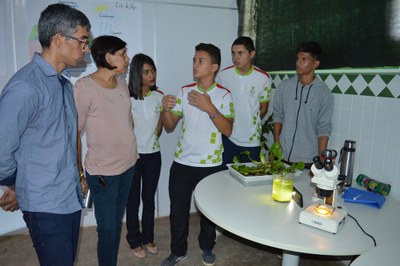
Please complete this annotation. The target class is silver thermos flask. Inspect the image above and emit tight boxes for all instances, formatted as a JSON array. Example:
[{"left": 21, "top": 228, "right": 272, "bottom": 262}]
[{"left": 339, "top": 140, "right": 356, "bottom": 187}]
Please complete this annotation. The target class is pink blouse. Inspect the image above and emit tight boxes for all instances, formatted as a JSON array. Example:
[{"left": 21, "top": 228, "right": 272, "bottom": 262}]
[{"left": 73, "top": 76, "right": 138, "bottom": 176}]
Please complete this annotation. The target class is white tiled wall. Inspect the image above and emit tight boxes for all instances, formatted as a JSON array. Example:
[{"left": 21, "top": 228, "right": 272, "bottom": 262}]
[
  {"left": 271, "top": 73, "right": 400, "bottom": 200},
  {"left": 329, "top": 95, "right": 400, "bottom": 200}
]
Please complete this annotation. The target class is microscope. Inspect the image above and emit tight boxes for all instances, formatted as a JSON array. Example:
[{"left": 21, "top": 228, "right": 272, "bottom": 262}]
[{"left": 298, "top": 150, "right": 347, "bottom": 234}]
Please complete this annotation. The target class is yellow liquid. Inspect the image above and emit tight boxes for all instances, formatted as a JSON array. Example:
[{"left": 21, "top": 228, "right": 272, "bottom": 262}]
[{"left": 272, "top": 178, "right": 294, "bottom": 202}]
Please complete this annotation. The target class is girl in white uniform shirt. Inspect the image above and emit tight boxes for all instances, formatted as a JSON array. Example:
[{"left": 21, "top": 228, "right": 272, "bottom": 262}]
[{"left": 126, "top": 54, "right": 163, "bottom": 259}]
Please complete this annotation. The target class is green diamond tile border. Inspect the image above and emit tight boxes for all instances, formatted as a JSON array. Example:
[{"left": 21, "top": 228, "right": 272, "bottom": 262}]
[
  {"left": 378, "top": 88, "right": 395, "bottom": 98},
  {"left": 332, "top": 86, "right": 342, "bottom": 94},
  {"left": 270, "top": 73, "right": 400, "bottom": 99},
  {"left": 360, "top": 87, "right": 375, "bottom": 96},
  {"left": 344, "top": 86, "right": 358, "bottom": 95}
]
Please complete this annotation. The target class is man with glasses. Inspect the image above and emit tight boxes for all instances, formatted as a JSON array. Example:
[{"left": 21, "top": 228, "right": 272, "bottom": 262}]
[{"left": 0, "top": 3, "right": 91, "bottom": 265}]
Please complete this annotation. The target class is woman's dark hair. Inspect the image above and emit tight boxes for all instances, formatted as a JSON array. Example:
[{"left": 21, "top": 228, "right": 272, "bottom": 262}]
[
  {"left": 128, "top": 53, "right": 157, "bottom": 100},
  {"left": 90, "top": 35, "right": 126, "bottom": 70}
]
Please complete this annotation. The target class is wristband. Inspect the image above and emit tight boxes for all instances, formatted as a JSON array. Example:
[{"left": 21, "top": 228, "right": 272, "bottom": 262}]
[{"left": 209, "top": 110, "right": 220, "bottom": 120}]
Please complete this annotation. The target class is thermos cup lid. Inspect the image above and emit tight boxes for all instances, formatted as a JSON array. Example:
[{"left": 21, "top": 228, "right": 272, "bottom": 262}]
[{"left": 344, "top": 140, "right": 356, "bottom": 150}]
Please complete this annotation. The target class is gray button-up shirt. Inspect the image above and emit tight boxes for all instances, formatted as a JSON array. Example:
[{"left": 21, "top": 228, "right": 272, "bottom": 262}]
[{"left": 0, "top": 53, "right": 82, "bottom": 214}]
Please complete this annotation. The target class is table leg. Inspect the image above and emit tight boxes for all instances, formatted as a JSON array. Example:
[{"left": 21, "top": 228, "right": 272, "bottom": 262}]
[{"left": 282, "top": 250, "right": 300, "bottom": 266}]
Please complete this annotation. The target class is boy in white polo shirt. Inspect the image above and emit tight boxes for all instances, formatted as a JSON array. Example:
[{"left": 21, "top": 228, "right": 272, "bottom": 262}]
[
  {"left": 217, "top": 36, "right": 271, "bottom": 167},
  {"left": 160, "top": 43, "right": 234, "bottom": 266}
]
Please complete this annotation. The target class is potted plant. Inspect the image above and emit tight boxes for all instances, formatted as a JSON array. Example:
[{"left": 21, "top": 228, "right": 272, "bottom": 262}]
[{"left": 231, "top": 114, "right": 305, "bottom": 176}]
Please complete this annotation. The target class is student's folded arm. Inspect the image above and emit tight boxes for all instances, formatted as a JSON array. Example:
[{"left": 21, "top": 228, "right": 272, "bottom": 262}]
[
  {"left": 216, "top": 116, "right": 233, "bottom": 137},
  {"left": 161, "top": 110, "right": 180, "bottom": 133},
  {"left": 208, "top": 106, "right": 233, "bottom": 137}
]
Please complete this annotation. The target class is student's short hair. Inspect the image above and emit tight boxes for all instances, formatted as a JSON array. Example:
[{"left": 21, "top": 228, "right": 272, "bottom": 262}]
[
  {"left": 195, "top": 43, "right": 221, "bottom": 69},
  {"left": 90, "top": 35, "right": 127, "bottom": 70},
  {"left": 232, "top": 36, "right": 255, "bottom": 52},
  {"left": 296, "top": 41, "right": 322, "bottom": 61},
  {"left": 38, "top": 3, "right": 91, "bottom": 48}
]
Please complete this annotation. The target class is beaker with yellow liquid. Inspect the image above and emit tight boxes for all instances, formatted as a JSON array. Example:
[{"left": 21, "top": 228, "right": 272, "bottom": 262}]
[{"left": 272, "top": 173, "right": 294, "bottom": 202}]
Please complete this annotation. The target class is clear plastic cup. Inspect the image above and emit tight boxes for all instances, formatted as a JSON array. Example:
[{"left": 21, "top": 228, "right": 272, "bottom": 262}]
[{"left": 272, "top": 173, "right": 294, "bottom": 202}]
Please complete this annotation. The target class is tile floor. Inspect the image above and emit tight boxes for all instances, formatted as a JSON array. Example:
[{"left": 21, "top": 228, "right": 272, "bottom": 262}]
[{"left": 0, "top": 213, "right": 348, "bottom": 266}]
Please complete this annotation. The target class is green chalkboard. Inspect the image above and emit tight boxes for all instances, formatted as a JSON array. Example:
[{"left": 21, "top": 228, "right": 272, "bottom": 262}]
[{"left": 253, "top": 0, "right": 400, "bottom": 70}]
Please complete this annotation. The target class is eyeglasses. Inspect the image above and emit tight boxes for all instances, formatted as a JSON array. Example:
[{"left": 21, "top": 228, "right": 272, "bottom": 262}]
[
  {"left": 142, "top": 69, "right": 157, "bottom": 76},
  {"left": 64, "top": 35, "right": 90, "bottom": 49}
]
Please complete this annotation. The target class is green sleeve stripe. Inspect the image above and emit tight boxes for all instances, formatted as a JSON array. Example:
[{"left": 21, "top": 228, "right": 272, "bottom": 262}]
[{"left": 170, "top": 110, "right": 182, "bottom": 117}]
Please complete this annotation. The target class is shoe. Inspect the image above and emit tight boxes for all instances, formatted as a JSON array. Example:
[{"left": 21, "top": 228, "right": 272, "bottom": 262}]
[
  {"left": 160, "top": 253, "right": 188, "bottom": 266},
  {"left": 145, "top": 242, "right": 158, "bottom": 254},
  {"left": 131, "top": 246, "right": 146, "bottom": 259},
  {"left": 201, "top": 250, "right": 216, "bottom": 266}
]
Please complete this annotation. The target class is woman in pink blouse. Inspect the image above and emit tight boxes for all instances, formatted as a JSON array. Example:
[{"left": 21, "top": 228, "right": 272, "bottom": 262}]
[{"left": 73, "top": 35, "right": 138, "bottom": 266}]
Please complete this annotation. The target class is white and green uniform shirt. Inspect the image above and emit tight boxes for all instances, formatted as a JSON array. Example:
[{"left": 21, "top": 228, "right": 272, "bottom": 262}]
[
  {"left": 131, "top": 89, "right": 163, "bottom": 154},
  {"left": 171, "top": 82, "right": 234, "bottom": 167},
  {"left": 217, "top": 65, "right": 271, "bottom": 147}
]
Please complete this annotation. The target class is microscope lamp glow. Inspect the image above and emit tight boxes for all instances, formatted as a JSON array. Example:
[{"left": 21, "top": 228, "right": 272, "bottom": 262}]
[{"left": 313, "top": 205, "right": 332, "bottom": 216}]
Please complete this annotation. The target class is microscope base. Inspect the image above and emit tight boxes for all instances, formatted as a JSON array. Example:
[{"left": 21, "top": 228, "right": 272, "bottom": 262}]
[{"left": 299, "top": 203, "right": 347, "bottom": 234}]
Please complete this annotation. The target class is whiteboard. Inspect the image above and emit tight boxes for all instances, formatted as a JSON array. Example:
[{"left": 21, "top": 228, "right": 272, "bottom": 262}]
[{"left": 17, "top": 0, "right": 142, "bottom": 82}]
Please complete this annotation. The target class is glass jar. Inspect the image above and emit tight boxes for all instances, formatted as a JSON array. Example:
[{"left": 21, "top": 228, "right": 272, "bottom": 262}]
[{"left": 272, "top": 173, "right": 294, "bottom": 202}]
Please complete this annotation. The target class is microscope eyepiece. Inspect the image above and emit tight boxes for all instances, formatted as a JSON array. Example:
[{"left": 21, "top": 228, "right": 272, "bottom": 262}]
[{"left": 313, "top": 156, "right": 323, "bottom": 169}]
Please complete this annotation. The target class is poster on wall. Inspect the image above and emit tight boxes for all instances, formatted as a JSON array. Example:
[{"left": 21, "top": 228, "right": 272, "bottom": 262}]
[{"left": 26, "top": 0, "right": 142, "bottom": 81}]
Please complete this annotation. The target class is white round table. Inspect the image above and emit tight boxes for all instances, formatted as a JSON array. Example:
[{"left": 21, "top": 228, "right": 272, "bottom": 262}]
[
  {"left": 350, "top": 239, "right": 400, "bottom": 266},
  {"left": 194, "top": 170, "right": 400, "bottom": 266}
]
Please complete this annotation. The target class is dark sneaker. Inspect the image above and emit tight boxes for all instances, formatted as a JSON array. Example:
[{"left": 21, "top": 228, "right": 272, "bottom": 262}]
[
  {"left": 201, "top": 250, "right": 216, "bottom": 266},
  {"left": 160, "top": 253, "right": 188, "bottom": 266}
]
